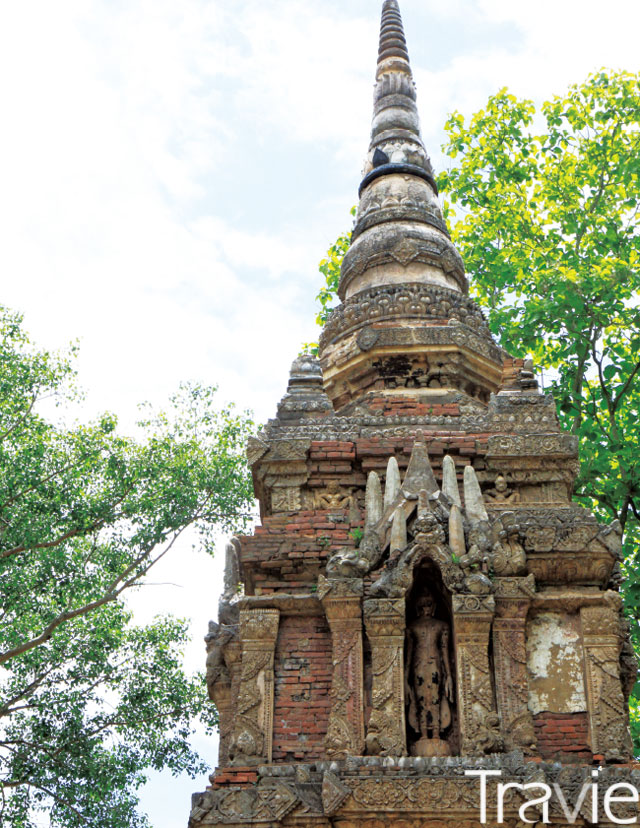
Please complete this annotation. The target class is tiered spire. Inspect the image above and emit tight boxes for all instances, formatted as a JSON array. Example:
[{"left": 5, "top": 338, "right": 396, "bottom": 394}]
[
  {"left": 366, "top": 0, "right": 435, "bottom": 193},
  {"left": 338, "top": 0, "right": 466, "bottom": 301},
  {"left": 377, "top": 0, "right": 410, "bottom": 63}
]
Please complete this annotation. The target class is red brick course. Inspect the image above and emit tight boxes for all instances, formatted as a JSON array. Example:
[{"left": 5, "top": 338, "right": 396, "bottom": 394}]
[
  {"left": 211, "top": 767, "right": 258, "bottom": 787},
  {"left": 272, "top": 615, "right": 332, "bottom": 762},
  {"left": 367, "top": 398, "right": 461, "bottom": 418},
  {"left": 533, "top": 712, "right": 592, "bottom": 762}
]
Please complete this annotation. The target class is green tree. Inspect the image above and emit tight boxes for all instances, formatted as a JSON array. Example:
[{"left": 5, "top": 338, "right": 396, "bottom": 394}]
[
  {"left": 0, "top": 306, "right": 255, "bottom": 827},
  {"left": 437, "top": 70, "right": 640, "bottom": 741},
  {"left": 301, "top": 208, "right": 355, "bottom": 356},
  {"left": 437, "top": 69, "right": 640, "bottom": 618},
  {"left": 313, "top": 69, "right": 640, "bottom": 736}
]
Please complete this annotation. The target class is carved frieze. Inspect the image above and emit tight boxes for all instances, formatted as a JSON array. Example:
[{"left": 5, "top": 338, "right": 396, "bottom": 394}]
[
  {"left": 347, "top": 776, "right": 481, "bottom": 812},
  {"left": 339, "top": 228, "right": 467, "bottom": 298},
  {"left": 452, "top": 594, "right": 501, "bottom": 754},
  {"left": 264, "top": 438, "right": 310, "bottom": 461},
  {"left": 322, "top": 579, "right": 365, "bottom": 757},
  {"left": 487, "top": 433, "right": 578, "bottom": 458},
  {"left": 580, "top": 604, "right": 633, "bottom": 761},
  {"left": 327, "top": 321, "right": 503, "bottom": 365},
  {"left": 319, "top": 283, "right": 489, "bottom": 350},
  {"left": 190, "top": 781, "right": 299, "bottom": 825},
  {"left": 363, "top": 598, "right": 406, "bottom": 756},
  {"left": 228, "top": 609, "right": 279, "bottom": 766}
]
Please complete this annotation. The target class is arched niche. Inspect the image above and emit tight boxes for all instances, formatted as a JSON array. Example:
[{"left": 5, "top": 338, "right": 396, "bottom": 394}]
[{"left": 405, "top": 562, "right": 459, "bottom": 756}]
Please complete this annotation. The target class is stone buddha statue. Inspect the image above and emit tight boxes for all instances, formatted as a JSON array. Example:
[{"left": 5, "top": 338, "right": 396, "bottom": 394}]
[{"left": 405, "top": 591, "right": 454, "bottom": 756}]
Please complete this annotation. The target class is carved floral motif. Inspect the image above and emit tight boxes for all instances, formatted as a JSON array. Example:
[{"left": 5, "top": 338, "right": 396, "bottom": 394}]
[
  {"left": 228, "top": 609, "right": 279, "bottom": 766},
  {"left": 322, "top": 585, "right": 365, "bottom": 757},
  {"left": 364, "top": 598, "right": 406, "bottom": 756},
  {"left": 581, "top": 605, "right": 633, "bottom": 760}
]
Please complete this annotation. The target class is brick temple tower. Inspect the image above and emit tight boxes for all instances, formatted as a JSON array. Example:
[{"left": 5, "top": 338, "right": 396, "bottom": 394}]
[{"left": 189, "top": 3, "right": 639, "bottom": 826}]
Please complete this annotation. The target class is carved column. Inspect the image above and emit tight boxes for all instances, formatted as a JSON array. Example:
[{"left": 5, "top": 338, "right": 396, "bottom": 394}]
[
  {"left": 452, "top": 594, "right": 501, "bottom": 755},
  {"left": 492, "top": 577, "right": 536, "bottom": 754},
  {"left": 209, "top": 637, "right": 242, "bottom": 766},
  {"left": 320, "top": 577, "right": 365, "bottom": 758},
  {"left": 581, "top": 600, "right": 633, "bottom": 761},
  {"left": 229, "top": 608, "right": 279, "bottom": 765},
  {"left": 363, "top": 597, "right": 406, "bottom": 756}
]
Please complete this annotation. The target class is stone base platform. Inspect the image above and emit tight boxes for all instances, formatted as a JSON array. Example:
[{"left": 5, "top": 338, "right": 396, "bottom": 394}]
[{"left": 189, "top": 753, "right": 640, "bottom": 827}]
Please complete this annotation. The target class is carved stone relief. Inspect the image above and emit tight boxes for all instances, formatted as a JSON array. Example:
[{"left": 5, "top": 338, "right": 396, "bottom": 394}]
[
  {"left": 314, "top": 481, "right": 353, "bottom": 510},
  {"left": 346, "top": 776, "right": 482, "bottom": 813},
  {"left": 485, "top": 474, "right": 520, "bottom": 506},
  {"left": 490, "top": 516, "right": 527, "bottom": 576},
  {"left": 452, "top": 595, "right": 501, "bottom": 754},
  {"left": 363, "top": 597, "right": 407, "bottom": 756},
  {"left": 321, "top": 578, "right": 365, "bottom": 758},
  {"left": 487, "top": 433, "right": 579, "bottom": 459},
  {"left": 190, "top": 780, "right": 300, "bottom": 825},
  {"left": 405, "top": 589, "right": 455, "bottom": 757},
  {"left": 492, "top": 583, "right": 536, "bottom": 754},
  {"left": 580, "top": 604, "right": 633, "bottom": 761},
  {"left": 271, "top": 485, "right": 302, "bottom": 513},
  {"left": 205, "top": 622, "right": 241, "bottom": 766},
  {"left": 228, "top": 609, "right": 279, "bottom": 766}
]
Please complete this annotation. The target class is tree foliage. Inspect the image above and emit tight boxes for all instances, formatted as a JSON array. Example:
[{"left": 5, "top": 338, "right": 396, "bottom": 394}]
[
  {"left": 437, "top": 70, "right": 640, "bottom": 742},
  {"left": 437, "top": 70, "right": 640, "bottom": 622},
  {"left": 0, "top": 306, "right": 255, "bottom": 827},
  {"left": 301, "top": 207, "right": 355, "bottom": 355}
]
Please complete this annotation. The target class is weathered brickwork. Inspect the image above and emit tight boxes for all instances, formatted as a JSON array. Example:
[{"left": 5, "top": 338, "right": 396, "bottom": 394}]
[
  {"left": 272, "top": 615, "right": 332, "bottom": 761},
  {"left": 211, "top": 767, "right": 258, "bottom": 788},
  {"left": 501, "top": 357, "right": 526, "bottom": 389},
  {"left": 239, "top": 511, "right": 359, "bottom": 593},
  {"left": 533, "top": 712, "right": 592, "bottom": 763}
]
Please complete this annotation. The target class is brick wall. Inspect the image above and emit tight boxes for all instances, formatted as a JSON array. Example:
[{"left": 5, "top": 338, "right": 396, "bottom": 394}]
[
  {"left": 367, "top": 398, "right": 461, "bottom": 418},
  {"left": 240, "top": 434, "right": 494, "bottom": 589},
  {"left": 211, "top": 767, "right": 258, "bottom": 787},
  {"left": 272, "top": 614, "right": 332, "bottom": 761},
  {"left": 533, "top": 712, "right": 592, "bottom": 762},
  {"left": 239, "top": 510, "right": 360, "bottom": 592}
]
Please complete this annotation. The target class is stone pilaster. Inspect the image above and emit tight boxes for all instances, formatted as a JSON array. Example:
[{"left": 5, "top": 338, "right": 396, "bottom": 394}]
[
  {"left": 493, "top": 577, "right": 536, "bottom": 754},
  {"left": 363, "top": 597, "right": 406, "bottom": 756},
  {"left": 452, "top": 594, "right": 501, "bottom": 755},
  {"left": 581, "top": 601, "right": 632, "bottom": 761},
  {"left": 320, "top": 577, "right": 365, "bottom": 758},
  {"left": 213, "top": 637, "right": 242, "bottom": 766},
  {"left": 228, "top": 608, "right": 279, "bottom": 765}
]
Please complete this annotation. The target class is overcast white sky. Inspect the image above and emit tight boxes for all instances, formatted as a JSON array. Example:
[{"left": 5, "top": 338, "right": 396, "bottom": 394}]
[{"left": 2, "top": 1, "right": 640, "bottom": 825}]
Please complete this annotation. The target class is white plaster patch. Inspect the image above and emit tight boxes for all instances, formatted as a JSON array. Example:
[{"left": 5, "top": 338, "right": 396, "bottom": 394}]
[{"left": 526, "top": 612, "right": 586, "bottom": 715}]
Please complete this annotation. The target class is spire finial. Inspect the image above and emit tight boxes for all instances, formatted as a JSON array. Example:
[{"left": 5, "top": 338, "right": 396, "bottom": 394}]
[
  {"left": 336, "top": 0, "right": 467, "bottom": 302},
  {"left": 378, "top": 0, "right": 410, "bottom": 66}
]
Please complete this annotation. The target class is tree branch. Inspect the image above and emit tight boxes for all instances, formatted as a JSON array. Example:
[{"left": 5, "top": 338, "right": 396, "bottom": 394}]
[{"left": 0, "top": 509, "right": 202, "bottom": 666}]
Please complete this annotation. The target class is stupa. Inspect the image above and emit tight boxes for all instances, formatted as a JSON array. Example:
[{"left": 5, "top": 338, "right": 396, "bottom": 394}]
[{"left": 189, "top": 3, "right": 639, "bottom": 826}]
